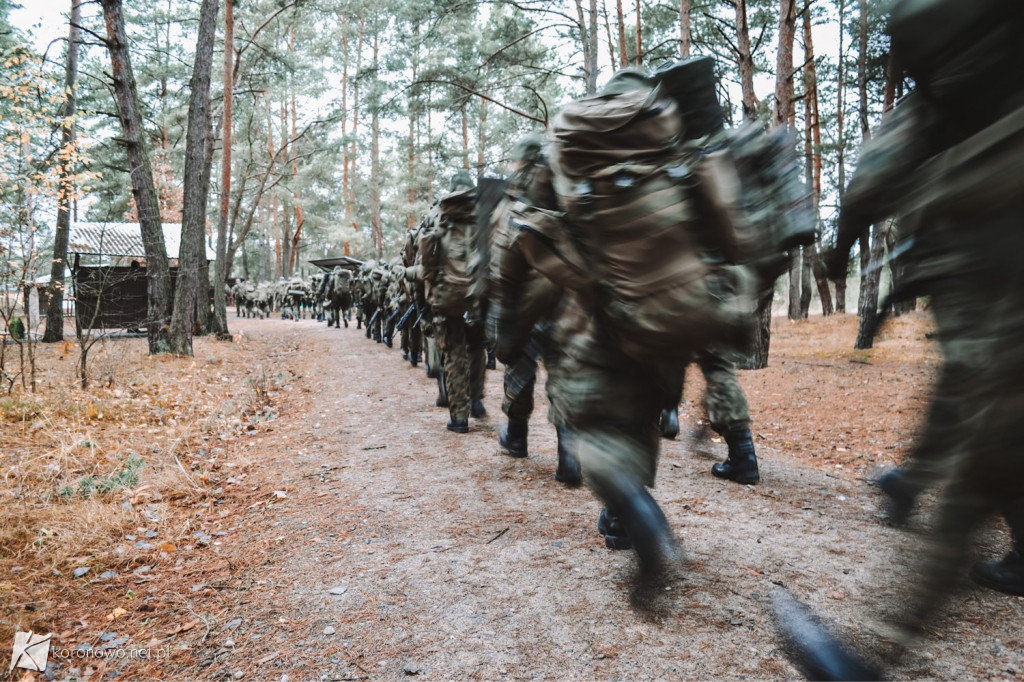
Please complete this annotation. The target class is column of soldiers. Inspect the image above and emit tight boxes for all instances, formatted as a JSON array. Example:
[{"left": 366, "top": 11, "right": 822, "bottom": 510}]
[{"left": 322, "top": 10, "right": 1024, "bottom": 673}]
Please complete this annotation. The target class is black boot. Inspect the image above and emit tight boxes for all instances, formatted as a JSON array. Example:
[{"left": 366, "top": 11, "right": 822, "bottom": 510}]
[
  {"left": 554, "top": 426, "right": 582, "bottom": 486},
  {"left": 598, "top": 507, "right": 632, "bottom": 550},
  {"left": 486, "top": 349, "right": 497, "bottom": 370},
  {"left": 471, "top": 398, "right": 487, "bottom": 418},
  {"left": 659, "top": 407, "right": 679, "bottom": 440},
  {"left": 499, "top": 419, "right": 528, "bottom": 458},
  {"left": 876, "top": 468, "right": 916, "bottom": 526},
  {"left": 446, "top": 418, "right": 469, "bottom": 434},
  {"left": 612, "top": 484, "right": 678, "bottom": 580},
  {"left": 970, "top": 550, "right": 1024, "bottom": 596},
  {"left": 772, "top": 589, "right": 882, "bottom": 681},
  {"left": 712, "top": 429, "right": 760, "bottom": 485},
  {"left": 410, "top": 352, "right": 420, "bottom": 368}
]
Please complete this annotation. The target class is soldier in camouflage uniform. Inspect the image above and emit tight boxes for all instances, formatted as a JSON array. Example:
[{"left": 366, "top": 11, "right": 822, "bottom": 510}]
[
  {"left": 662, "top": 348, "right": 759, "bottom": 485},
  {"left": 424, "top": 172, "right": 487, "bottom": 433},
  {"left": 487, "top": 133, "right": 581, "bottom": 485},
  {"left": 775, "top": 1, "right": 1024, "bottom": 677}
]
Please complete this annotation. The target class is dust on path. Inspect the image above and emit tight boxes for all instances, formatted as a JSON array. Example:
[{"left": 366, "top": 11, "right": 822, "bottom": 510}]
[{"left": 184, "top": 315, "right": 1023, "bottom": 681}]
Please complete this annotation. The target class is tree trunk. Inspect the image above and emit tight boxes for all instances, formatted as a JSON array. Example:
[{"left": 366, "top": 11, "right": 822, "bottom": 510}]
[
  {"left": 802, "top": 0, "right": 830, "bottom": 316},
  {"left": 855, "top": 222, "right": 887, "bottom": 348},
  {"left": 634, "top": 0, "right": 642, "bottom": 67},
  {"left": 787, "top": 251, "right": 803, "bottom": 319},
  {"left": 679, "top": 0, "right": 691, "bottom": 58},
  {"left": 101, "top": 0, "right": 173, "bottom": 354},
  {"left": 370, "top": 33, "right": 383, "bottom": 257},
  {"left": 169, "top": 0, "right": 219, "bottom": 356},
  {"left": 616, "top": 0, "right": 626, "bottom": 68},
  {"left": 287, "top": 27, "right": 304, "bottom": 275},
  {"left": 44, "top": 0, "right": 81, "bottom": 343},
  {"left": 211, "top": 0, "right": 234, "bottom": 338},
  {"left": 745, "top": 0, "right": 796, "bottom": 368},
  {"left": 735, "top": 0, "right": 757, "bottom": 119},
  {"left": 832, "top": 0, "right": 847, "bottom": 313},
  {"left": 807, "top": 243, "right": 834, "bottom": 315}
]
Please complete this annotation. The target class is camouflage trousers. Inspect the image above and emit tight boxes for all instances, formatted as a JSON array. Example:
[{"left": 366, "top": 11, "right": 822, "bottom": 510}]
[
  {"left": 502, "top": 323, "right": 553, "bottom": 422},
  {"left": 666, "top": 347, "right": 750, "bottom": 435},
  {"left": 434, "top": 314, "right": 486, "bottom": 421},
  {"left": 880, "top": 202, "right": 1024, "bottom": 643}
]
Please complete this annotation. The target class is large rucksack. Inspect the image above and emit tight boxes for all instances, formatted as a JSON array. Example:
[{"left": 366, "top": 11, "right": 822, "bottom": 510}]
[
  {"left": 419, "top": 188, "right": 477, "bottom": 316},
  {"left": 528, "top": 74, "right": 751, "bottom": 360}
]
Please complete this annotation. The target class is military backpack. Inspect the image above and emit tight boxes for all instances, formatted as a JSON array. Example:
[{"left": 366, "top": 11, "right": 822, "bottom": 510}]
[{"left": 418, "top": 188, "right": 477, "bottom": 316}]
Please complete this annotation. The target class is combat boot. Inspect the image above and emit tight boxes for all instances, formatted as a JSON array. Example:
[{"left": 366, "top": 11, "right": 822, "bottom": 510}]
[
  {"left": 471, "top": 399, "right": 487, "bottom": 418},
  {"left": 876, "top": 468, "right": 916, "bottom": 526},
  {"left": 446, "top": 418, "right": 469, "bottom": 434},
  {"left": 499, "top": 419, "right": 528, "bottom": 458},
  {"left": 598, "top": 507, "right": 632, "bottom": 550},
  {"left": 659, "top": 407, "right": 679, "bottom": 440},
  {"left": 608, "top": 482, "right": 679, "bottom": 579},
  {"left": 772, "top": 590, "right": 882, "bottom": 681},
  {"left": 970, "top": 550, "right": 1024, "bottom": 596},
  {"left": 486, "top": 349, "right": 497, "bottom": 370},
  {"left": 712, "top": 429, "right": 760, "bottom": 485},
  {"left": 554, "top": 426, "right": 582, "bottom": 485}
]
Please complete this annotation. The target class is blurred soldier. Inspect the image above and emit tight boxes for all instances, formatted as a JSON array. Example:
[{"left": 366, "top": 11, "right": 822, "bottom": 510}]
[
  {"left": 775, "top": 0, "right": 1024, "bottom": 678},
  {"left": 487, "top": 133, "right": 581, "bottom": 485},
  {"left": 421, "top": 172, "right": 487, "bottom": 433},
  {"left": 492, "top": 69, "right": 761, "bottom": 589}
]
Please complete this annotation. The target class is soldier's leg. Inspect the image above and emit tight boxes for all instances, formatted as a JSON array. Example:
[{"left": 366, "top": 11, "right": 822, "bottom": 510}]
[
  {"left": 577, "top": 419, "right": 677, "bottom": 580},
  {"left": 660, "top": 365, "right": 685, "bottom": 440},
  {"left": 431, "top": 317, "right": 448, "bottom": 407},
  {"left": 700, "top": 348, "right": 759, "bottom": 485},
  {"left": 443, "top": 316, "right": 471, "bottom": 432},
  {"left": 467, "top": 323, "right": 487, "bottom": 418},
  {"left": 499, "top": 348, "right": 537, "bottom": 458},
  {"left": 970, "top": 498, "right": 1024, "bottom": 596}
]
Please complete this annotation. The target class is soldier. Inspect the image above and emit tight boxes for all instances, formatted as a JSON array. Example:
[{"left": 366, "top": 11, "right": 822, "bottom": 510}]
[
  {"left": 490, "top": 69, "right": 759, "bottom": 589},
  {"left": 775, "top": 0, "right": 1024, "bottom": 677},
  {"left": 662, "top": 349, "right": 760, "bottom": 485},
  {"left": 487, "top": 133, "right": 581, "bottom": 485},
  {"left": 421, "top": 172, "right": 487, "bottom": 433}
]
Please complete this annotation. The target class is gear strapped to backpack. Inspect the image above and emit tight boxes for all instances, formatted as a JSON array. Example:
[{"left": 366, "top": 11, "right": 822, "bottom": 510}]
[
  {"left": 515, "top": 70, "right": 740, "bottom": 361},
  {"left": 418, "top": 188, "right": 477, "bottom": 316}
]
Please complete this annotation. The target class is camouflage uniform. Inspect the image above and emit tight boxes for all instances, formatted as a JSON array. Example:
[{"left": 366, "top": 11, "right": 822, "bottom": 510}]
[
  {"left": 776, "top": 1, "right": 1024, "bottom": 676},
  {"left": 425, "top": 173, "right": 486, "bottom": 430}
]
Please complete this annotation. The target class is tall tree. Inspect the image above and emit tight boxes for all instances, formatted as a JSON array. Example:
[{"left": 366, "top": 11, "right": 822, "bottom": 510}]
[
  {"left": 43, "top": 0, "right": 82, "bottom": 343},
  {"left": 742, "top": 0, "right": 796, "bottom": 369},
  {"left": 211, "top": 0, "right": 235, "bottom": 338},
  {"left": 100, "top": 0, "right": 173, "bottom": 354},
  {"left": 169, "top": 0, "right": 219, "bottom": 355}
]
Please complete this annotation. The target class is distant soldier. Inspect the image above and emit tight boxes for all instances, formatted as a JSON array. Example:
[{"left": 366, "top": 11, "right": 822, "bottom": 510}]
[
  {"left": 420, "top": 172, "right": 487, "bottom": 433},
  {"left": 775, "top": 0, "right": 1024, "bottom": 677}
]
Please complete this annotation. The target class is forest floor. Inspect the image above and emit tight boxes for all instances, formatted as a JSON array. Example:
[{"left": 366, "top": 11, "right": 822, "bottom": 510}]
[{"left": 2, "top": 311, "right": 1023, "bottom": 681}]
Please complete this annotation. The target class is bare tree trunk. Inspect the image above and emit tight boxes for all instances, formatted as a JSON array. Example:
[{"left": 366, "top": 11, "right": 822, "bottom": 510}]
[
  {"left": 802, "top": 0, "right": 830, "bottom": 316},
  {"left": 743, "top": 0, "right": 796, "bottom": 368},
  {"left": 287, "top": 28, "right": 304, "bottom": 275},
  {"left": 370, "top": 33, "right": 383, "bottom": 257},
  {"left": 169, "top": 0, "right": 219, "bottom": 356},
  {"left": 101, "top": 0, "right": 172, "bottom": 354},
  {"left": 616, "top": 0, "right": 626, "bottom": 68},
  {"left": 787, "top": 251, "right": 804, "bottom": 320},
  {"left": 679, "top": 0, "right": 691, "bottom": 57},
  {"left": 44, "top": 0, "right": 81, "bottom": 343},
  {"left": 634, "top": 0, "right": 642, "bottom": 66},
  {"left": 735, "top": 0, "right": 758, "bottom": 119},
  {"left": 211, "top": 0, "right": 234, "bottom": 338}
]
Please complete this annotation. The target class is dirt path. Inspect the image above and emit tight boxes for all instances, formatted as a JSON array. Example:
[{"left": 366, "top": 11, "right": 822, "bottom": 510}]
[{"left": 160, "top": 315, "right": 1022, "bottom": 681}]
